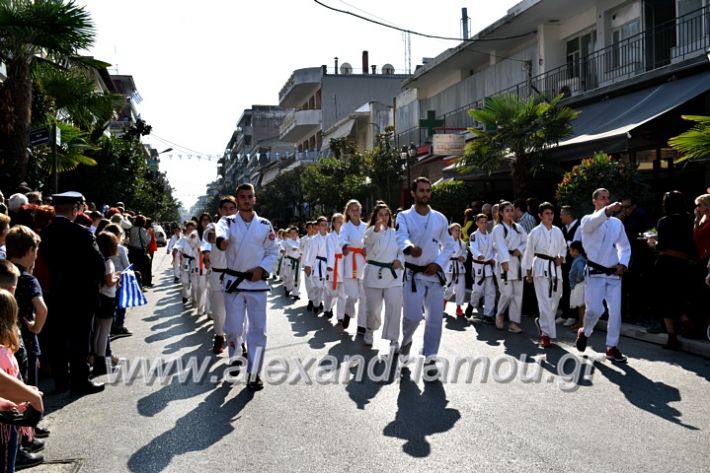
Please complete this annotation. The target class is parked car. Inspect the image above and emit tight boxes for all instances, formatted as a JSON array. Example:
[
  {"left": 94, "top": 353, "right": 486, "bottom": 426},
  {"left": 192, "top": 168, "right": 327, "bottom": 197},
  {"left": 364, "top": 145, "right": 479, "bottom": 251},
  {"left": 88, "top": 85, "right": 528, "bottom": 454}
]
[{"left": 154, "top": 224, "right": 167, "bottom": 247}]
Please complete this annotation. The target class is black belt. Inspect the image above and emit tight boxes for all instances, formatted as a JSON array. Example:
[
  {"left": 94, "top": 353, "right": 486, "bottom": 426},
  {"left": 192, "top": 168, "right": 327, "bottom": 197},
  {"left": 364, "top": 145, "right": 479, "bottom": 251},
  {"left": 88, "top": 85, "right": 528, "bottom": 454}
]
[
  {"left": 315, "top": 256, "right": 327, "bottom": 279},
  {"left": 447, "top": 257, "right": 460, "bottom": 287},
  {"left": 472, "top": 259, "right": 491, "bottom": 286},
  {"left": 183, "top": 255, "right": 195, "bottom": 261},
  {"left": 211, "top": 267, "right": 226, "bottom": 273},
  {"left": 534, "top": 253, "right": 559, "bottom": 297},
  {"left": 368, "top": 260, "right": 398, "bottom": 280},
  {"left": 404, "top": 262, "right": 445, "bottom": 292},
  {"left": 587, "top": 260, "right": 617, "bottom": 276},
  {"left": 223, "top": 268, "right": 269, "bottom": 293}
]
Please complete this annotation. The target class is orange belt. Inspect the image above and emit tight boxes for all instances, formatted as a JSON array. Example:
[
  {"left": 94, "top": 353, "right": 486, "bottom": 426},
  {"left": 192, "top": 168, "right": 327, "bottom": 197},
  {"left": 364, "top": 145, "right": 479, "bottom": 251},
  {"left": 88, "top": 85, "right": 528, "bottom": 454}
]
[
  {"left": 348, "top": 247, "right": 365, "bottom": 278},
  {"left": 332, "top": 253, "right": 343, "bottom": 290}
]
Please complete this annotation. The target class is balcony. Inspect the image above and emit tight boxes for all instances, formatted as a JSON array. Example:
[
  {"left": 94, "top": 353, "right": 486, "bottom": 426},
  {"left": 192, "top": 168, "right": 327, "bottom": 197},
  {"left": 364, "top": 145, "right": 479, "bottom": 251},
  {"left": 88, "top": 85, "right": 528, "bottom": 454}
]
[
  {"left": 278, "top": 67, "right": 322, "bottom": 108},
  {"left": 279, "top": 109, "right": 322, "bottom": 142},
  {"left": 498, "top": 4, "right": 710, "bottom": 101}
]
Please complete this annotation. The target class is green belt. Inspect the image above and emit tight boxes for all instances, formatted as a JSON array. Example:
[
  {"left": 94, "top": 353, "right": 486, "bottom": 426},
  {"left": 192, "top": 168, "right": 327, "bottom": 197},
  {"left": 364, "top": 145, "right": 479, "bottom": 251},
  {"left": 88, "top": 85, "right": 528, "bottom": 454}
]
[
  {"left": 286, "top": 256, "right": 300, "bottom": 283},
  {"left": 367, "top": 260, "right": 398, "bottom": 280}
]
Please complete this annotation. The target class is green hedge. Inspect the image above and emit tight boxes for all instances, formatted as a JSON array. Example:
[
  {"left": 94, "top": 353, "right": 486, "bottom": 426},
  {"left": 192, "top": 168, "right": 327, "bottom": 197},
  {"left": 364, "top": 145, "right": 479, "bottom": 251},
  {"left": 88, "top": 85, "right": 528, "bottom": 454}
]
[{"left": 431, "top": 180, "right": 478, "bottom": 224}]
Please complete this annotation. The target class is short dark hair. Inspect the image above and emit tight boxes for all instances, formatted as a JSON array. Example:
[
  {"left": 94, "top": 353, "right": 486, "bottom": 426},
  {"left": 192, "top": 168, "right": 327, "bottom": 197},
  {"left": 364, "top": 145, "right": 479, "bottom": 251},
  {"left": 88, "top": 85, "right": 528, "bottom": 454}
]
[
  {"left": 560, "top": 205, "right": 575, "bottom": 217},
  {"left": 316, "top": 216, "right": 327, "bottom": 224},
  {"left": 475, "top": 213, "right": 488, "bottom": 222},
  {"left": 411, "top": 176, "right": 431, "bottom": 192},
  {"left": 570, "top": 240, "right": 585, "bottom": 256},
  {"left": 236, "top": 183, "right": 255, "bottom": 194},
  {"left": 5, "top": 225, "right": 40, "bottom": 259},
  {"left": 513, "top": 199, "right": 526, "bottom": 211},
  {"left": 219, "top": 196, "right": 237, "bottom": 208},
  {"left": 0, "top": 260, "right": 20, "bottom": 290},
  {"left": 662, "top": 190, "right": 686, "bottom": 215},
  {"left": 538, "top": 202, "right": 555, "bottom": 214},
  {"left": 96, "top": 231, "right": 118, "bottom": 258}
]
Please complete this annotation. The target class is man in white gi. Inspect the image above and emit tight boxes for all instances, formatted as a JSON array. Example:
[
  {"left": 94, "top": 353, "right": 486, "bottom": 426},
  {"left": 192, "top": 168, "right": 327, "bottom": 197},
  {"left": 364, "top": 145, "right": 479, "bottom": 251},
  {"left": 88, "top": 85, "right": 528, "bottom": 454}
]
[
  {"left": 216, "top": 184, "right": 279, "bottom": 390},
  {"left": 522, "top": 202, "right": 567, "bottom": 348},
  {"left": 303, "top": 217, "right": 328, "bottom": 314},
  {"left": 575, "top": 188, "right": 631, "bottom": 362},
  {"left": 281, "top": 227, "right": 301, "bottom": 300},
  {"left": 396, "top": 177, "right": 455, "bottom": 360},
  {"left": 204, "top": 196, "right": 237, "bottom": 354},
  {"left": 466, "top": 214, "right": 496, "bottom": 323}
]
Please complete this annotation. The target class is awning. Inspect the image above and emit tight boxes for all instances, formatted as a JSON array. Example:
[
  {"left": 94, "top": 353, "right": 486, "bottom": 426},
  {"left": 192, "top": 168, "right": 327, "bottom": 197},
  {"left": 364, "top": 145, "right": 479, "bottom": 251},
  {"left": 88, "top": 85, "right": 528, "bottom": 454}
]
[
  {"left": 323, "top": 120, "right": 355, "bottom": 141},
  {"left": 555, "top": 70, "right": 710, "bottom": 154}
]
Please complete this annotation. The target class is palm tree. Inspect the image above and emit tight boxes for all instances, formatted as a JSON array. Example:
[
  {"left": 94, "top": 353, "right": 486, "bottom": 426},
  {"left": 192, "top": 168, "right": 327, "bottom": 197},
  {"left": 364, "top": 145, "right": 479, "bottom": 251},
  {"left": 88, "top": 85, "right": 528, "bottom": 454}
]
[
  {"left": 460, "top": 93, "right": 580, "bottom": 198},
  {"left": 0, "top": 0, "right": 96, "bottom": 190},
  {"left": 668, "top": 115, "right": 710, "bottom": 162}
]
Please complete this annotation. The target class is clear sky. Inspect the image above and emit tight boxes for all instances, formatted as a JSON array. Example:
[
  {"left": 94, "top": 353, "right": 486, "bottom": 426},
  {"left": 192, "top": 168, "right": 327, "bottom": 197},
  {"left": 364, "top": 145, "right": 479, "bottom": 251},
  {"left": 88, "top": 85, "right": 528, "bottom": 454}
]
[{"left": 81, "top": 0, "right": 519, "bottom": 208}]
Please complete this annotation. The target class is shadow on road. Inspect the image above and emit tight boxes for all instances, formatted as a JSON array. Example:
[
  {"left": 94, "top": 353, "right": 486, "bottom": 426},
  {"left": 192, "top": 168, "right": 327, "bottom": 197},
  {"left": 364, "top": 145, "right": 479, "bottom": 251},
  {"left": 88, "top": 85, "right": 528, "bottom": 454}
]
[
  {"left": 383, "top": 368, "right": 461, "bottom": 457},
  {"left": 128, "top": 384, "right": 254, "bottom": 472}
]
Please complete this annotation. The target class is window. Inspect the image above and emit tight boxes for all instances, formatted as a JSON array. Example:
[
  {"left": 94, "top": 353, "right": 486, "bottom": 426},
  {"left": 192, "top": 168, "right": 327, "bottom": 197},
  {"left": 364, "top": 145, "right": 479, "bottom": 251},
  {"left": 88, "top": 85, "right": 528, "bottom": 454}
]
[{"left": 566, "top": 31, "right": 597, "bottom": 79}]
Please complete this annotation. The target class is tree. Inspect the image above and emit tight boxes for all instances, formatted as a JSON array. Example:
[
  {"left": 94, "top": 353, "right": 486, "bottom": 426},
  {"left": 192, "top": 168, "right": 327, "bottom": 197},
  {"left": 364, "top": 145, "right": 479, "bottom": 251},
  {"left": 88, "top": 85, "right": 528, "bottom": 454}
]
[
  {"left": 0, "top": 0, "right": 98, "bottom": 190},
  {"left": 460, "top": 93, "right": 579, "bottom": 198},
  {"left": 431, "top": 180, "right": 477, "bottom": 224},
  {"left": 668, "top": 115, "right": 710, "bottom": 163},
  {"left": 364, "top": 126, "right": 403, "bottom": 207},
  {"left": 555, "top": 152, "right": 650, "bottom": 216},
  {"left": 300, "top": 138, "right": 369, "bottom": 214},
  {"left": 257, "top": 169, "right": 303, "bottom": 228}
]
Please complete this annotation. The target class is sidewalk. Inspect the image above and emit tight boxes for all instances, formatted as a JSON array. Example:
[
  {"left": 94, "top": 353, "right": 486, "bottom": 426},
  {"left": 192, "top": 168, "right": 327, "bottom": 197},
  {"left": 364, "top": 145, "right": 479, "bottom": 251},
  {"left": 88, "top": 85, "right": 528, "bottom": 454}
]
[{"left": 594, "top": 319, "right": 710, "bottom": 359}]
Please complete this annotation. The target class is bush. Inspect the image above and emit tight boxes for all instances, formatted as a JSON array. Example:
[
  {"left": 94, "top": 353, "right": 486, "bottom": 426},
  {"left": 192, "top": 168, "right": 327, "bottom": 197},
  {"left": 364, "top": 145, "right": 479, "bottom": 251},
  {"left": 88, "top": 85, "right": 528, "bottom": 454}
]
[
  {"left": 556, "top": 152, "right": 650, "bottom": 216},
  {"left": 431, "top": 180, "right": 478, "bottom": 223}
]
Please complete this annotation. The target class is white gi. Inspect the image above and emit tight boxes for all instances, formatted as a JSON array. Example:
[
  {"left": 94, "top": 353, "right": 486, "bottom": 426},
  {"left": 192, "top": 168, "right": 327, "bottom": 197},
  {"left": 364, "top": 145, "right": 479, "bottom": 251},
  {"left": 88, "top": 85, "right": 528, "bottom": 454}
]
[
  {"left": 469, "top": 229, "right": 496, "bottom": 317},
  {"left": 340, "top": 220, "right": 367, "bottom": 327},
  {"left": 304, "top": 233, "right": 328, "bottom": 310},
  {"left": 579, "top": 207, "right": 631, "bottom": 348},
  {"left": 216, "top": 212, "right": 279, "bottom": 374},
  {"left": 492, "top": 222, "right": 527, "bottom": 323},
  {"left": 274, "top": 237, "right": 284, "bottom": 279},
  {"left": 190, "top": 230, "right": 209, "bottom": 315},
  {"left": 175, "top": 233, "right": 197, "bottom": 302},
  {"left": 363, "top": 225, "right": 404, "bottom": 344},
  {"left": 325, "top": 230, "right": 346, "bottom": 319},
  {"left": 167, "top": 234, "right": 180, "bottom": 280},
  {"left": 300, "top": 235, "right": 315, "bottom": 303},
  {"left": 281, "top": 238, "right": 301, "bottom": 297},
  {"left": 522, "top": 223, "right": 567, "bottom": 338},
  {"left": 444, "top": 239, "right": 467, "bottom": 306},
  {"left": 396, "top": 206, "right": 455, "bottom": 357},
  {"left": 203, "top": 223, "right": 228, "bottom": 337}
]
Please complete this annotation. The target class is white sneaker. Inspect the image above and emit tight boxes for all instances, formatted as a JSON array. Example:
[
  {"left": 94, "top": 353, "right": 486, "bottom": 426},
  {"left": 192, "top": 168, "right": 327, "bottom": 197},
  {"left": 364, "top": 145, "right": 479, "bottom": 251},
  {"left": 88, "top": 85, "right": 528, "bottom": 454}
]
[
  {"left": 555, "top": 316, "right": 565, "bottom": 324},
  {"left": 363, "top": 330, "right": 374, "bottom": 346},
  {"left": 563, "top": 318, "right": 577, "bottom": 327}
]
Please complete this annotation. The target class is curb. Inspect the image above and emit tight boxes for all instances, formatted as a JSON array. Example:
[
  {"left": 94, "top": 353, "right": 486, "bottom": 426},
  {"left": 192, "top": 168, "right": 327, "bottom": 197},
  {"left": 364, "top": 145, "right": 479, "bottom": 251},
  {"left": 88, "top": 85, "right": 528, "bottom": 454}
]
[{"left": 595, "top": 320, "right": 710, "bottom": 359}]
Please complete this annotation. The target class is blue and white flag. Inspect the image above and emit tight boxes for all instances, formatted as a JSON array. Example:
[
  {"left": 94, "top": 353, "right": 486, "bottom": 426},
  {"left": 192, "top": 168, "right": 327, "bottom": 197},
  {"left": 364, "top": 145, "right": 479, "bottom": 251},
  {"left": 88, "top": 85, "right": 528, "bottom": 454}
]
[{"left": 118, "top": 265, "right": 148, "bottom": 308}]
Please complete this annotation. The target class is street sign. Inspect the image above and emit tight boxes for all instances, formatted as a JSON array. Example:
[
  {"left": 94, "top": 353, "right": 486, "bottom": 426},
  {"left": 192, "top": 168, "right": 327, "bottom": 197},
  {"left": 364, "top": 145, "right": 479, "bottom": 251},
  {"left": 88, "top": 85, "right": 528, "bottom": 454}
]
[
  {"left": 29, "top": 127, "right": 50, "bottom": 146},
  {"left": 432, "top": 133, "right": 465, "bottom": 156}
]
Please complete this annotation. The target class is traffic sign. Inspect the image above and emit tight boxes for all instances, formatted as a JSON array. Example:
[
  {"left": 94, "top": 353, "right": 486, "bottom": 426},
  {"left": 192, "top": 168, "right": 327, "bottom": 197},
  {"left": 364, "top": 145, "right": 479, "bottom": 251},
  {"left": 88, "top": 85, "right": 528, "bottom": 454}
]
[{"left": 29, "top": 127, "right": 50, "bottom": 146}]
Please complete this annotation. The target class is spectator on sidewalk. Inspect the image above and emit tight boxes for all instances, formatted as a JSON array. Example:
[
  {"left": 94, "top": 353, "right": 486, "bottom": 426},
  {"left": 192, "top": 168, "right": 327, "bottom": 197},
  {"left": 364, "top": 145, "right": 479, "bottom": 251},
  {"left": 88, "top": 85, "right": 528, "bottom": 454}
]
[
  {"left": 618, "top": 195, "right": 654, "bottom": 322},
  {"left": 0, "top": 214, "right": 9, "bottom": 260}
]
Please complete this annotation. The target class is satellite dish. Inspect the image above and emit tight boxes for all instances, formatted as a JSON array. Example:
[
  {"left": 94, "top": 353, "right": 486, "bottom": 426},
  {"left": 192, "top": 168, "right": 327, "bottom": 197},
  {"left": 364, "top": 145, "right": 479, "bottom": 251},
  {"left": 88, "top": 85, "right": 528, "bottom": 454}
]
[
  {"left": 382, "top": 64, "right": 395, "bottom": 75},
  {"left": 340, "top": 62, "right": 352, "bottom": 75}
]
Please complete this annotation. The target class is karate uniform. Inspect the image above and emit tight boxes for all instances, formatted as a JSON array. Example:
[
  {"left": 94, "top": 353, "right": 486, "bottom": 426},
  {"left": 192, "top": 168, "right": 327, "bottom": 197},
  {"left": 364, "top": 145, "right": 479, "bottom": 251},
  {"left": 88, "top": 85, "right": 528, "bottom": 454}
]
[
  {"left": 216, "top": 212, "right": 278, "bottom": 375},
  {"left": 579, "top": 208, "right": 631, "bottom": 348},
  {"left": 189, "top": 230, "right": 208, "bottom": 315},
  {"left": 274, "top": 237, "right": 284, "bottom": 279},
  {"left": 304, "top": 233, "right": 328, "bottom": 310},
  {"left": 363, "top": 226, "right": 404, "bottom": 344},
  {"left": 340, "top": 220, "right": 367, "bottom": 327},
  {"left": 281, "top": 238, "right": 301, "bottom": 297},
  {"left": 396, "top": 206, "right": 455, "bottom": 357},
  {"left": 203, "top": 223, "right": 227, "bottom": 337},
  {"left": 325, "top": 230, "right": 346, "bottom": 319},
  {"left": 175, "top": 234, "right": 196, "bottom": 303},
  {"left": 444, "top": 239, "right": 467, "bottom": 306},
  {"left": 492, "top": 222, "right": 527, "bottom": 323},
  {"left": 167, "top": 234, "right": 181, "bottom": 280},
  {"left": 301, "top": 235, "right": 315, "bottom": 303},
  {"left": 521, "top": 224, "right": 567, "bottom": 338},
  {"left": 469, "top": 229, "right": 496, "bottom": 318}
]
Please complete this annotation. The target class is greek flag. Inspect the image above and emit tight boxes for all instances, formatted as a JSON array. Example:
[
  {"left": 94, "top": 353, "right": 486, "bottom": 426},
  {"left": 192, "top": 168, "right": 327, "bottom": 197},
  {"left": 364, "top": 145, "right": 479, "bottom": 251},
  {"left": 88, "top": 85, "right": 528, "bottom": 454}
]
[{"left": 118, "top": 265, "right": 148, "bottom": 308}]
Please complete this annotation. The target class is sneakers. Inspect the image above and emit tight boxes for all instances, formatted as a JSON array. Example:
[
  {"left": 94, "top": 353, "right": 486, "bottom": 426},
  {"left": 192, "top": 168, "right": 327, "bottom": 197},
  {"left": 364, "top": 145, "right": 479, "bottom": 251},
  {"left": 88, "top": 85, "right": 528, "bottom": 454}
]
[
  {"left": 555, "top": 316, "right": 565, "bottom": 324},
  {"left": 540, "top": 335, "right": 551, "bottom": 348},
  {"left": 575, "top": 327, "right": 588, "bottom": 352},
  {"left": 247, "top": 374, "right": 264, "bottom": 391},
  {"left": 605, "top": 346, "right": 627, "bottom": 363},
  {"left": 563, "top": 318, "right": 577, "bottom": 327},
  {"left": 455, "top": 306, "right": 464, "bottom": 318},
  {"left": 212, "top": 335, "right": 225, "bottom": 354},
  {"left": 363, "top": 330, "right": 374, "bottom": 346}
]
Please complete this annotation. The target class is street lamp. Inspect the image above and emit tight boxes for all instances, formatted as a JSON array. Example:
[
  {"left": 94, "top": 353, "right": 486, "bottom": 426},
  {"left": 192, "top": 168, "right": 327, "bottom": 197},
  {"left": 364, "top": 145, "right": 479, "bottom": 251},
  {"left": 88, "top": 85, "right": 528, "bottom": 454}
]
[{"left": 159, "top": 147, "right": 173, "bottom": 154}]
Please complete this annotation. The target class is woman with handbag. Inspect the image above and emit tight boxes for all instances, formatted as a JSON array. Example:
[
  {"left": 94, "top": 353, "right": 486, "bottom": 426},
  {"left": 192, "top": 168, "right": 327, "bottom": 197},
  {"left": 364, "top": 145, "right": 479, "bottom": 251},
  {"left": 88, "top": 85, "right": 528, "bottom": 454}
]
[{"left": 127, "top": 215, "right": 151, "bottom": 288}]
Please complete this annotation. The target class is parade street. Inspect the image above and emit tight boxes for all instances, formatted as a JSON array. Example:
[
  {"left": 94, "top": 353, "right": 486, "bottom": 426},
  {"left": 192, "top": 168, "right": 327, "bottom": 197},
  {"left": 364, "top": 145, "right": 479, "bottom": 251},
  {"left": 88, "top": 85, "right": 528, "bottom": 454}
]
[{"left": 33, "top": 254, "right": 709, "bottom": 473}]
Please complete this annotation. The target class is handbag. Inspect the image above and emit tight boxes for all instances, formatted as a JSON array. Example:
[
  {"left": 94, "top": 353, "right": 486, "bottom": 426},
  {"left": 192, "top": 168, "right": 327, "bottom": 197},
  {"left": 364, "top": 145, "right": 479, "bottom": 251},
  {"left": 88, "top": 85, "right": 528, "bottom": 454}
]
[{"left": 0, "top": 404, "right": 42, "bottom": 427}]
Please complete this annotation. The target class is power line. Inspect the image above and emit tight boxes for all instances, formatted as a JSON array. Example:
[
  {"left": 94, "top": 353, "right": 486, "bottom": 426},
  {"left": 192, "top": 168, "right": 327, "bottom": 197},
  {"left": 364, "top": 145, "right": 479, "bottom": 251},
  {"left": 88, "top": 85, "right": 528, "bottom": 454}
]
[
  {"left": 313, "top": 0, "right": 535, "bottom": 42},
  {"left": 150, "top": 133, "right": 220, "bottom": 157}
]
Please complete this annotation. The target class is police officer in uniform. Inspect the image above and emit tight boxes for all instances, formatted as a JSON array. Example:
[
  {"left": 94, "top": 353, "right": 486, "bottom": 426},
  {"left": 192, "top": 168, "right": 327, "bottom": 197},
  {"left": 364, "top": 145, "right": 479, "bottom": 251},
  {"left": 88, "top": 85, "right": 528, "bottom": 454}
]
[{"left": 40, "top": 191, "right": 105, "bottom": 395}]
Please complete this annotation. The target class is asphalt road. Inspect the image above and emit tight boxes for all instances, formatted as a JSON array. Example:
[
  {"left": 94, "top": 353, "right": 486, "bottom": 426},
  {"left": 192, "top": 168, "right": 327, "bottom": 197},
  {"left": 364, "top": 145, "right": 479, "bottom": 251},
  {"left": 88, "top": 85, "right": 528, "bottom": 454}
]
[{"left": 37, "top": 253, "right": 710, "bottom": 473}]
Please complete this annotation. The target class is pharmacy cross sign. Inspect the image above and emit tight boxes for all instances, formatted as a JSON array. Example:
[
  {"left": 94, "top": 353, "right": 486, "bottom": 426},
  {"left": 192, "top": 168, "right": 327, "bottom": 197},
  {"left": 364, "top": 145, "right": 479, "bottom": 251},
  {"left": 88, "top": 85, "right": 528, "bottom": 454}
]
[{"left": 419, "top": 110, "right": 444, "bottom": 136}]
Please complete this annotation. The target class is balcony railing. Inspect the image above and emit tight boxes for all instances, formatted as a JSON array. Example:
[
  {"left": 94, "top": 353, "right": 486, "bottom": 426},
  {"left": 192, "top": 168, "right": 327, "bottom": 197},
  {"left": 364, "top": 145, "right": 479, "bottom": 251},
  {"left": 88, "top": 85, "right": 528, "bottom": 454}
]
[{"left": 498, "top": 4, "right": 710, "bottom": 100}]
